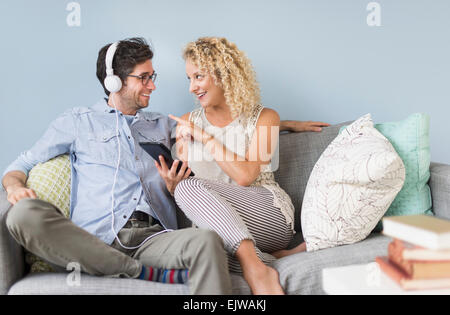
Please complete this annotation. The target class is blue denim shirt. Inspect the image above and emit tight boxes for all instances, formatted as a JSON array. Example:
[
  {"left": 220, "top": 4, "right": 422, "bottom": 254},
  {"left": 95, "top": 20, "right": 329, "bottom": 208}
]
[{"left": 3, "top": 99, "right": 178, "bottom": 245}]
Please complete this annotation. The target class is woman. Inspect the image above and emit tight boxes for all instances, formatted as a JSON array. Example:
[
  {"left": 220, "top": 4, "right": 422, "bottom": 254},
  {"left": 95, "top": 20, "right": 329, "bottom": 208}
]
[{"left": 156, "top": 37, "right": 328, "bottom": 295}]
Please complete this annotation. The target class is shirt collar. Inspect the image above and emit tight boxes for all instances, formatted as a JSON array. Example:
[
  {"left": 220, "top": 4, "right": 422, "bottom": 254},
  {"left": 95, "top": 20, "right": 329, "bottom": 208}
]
[
  {"left": 91, "top": 98, "right": 116, "bottom": 113},
  {"left": 92, "top": 98, "right": 163, "bottom": 122}
]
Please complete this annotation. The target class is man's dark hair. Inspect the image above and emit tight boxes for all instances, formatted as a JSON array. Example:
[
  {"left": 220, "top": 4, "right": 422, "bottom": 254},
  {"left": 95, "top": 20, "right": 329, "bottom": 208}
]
[{"left": 96, "top": 37, "right": 154, "bottom": 96}]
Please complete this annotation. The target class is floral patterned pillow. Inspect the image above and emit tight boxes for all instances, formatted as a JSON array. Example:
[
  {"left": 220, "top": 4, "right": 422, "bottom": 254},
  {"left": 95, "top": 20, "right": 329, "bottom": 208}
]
[{"left": 301, "top": 114, "right": 405, "bottom": 251}]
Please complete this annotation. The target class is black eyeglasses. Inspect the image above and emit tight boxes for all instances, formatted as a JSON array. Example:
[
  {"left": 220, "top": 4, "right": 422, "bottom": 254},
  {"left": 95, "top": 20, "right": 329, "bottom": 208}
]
[{"left": 127, "top": 72, "right": 157, "bottom": 85}]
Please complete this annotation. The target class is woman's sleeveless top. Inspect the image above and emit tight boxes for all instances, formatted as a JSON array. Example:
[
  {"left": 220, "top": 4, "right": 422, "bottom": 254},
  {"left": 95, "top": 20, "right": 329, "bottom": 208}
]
[{"left": 187, "top": 105, "right": 295, "bottom": 232}]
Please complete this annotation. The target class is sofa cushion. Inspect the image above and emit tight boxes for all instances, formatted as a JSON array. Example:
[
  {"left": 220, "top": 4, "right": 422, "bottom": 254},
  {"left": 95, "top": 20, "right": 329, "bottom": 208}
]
[
  {"left": 374, "top": 113, "right": 432, "bottom": 220},
  {"left": 9, "top": 234, "right": 391, "bottom": 295},
  {"left": 274, "top": 122, "right": 352, "bottom": 236},
  {"left": 301, "top": 114, "right": 405, "bottom": 251},
  {"left": 273, "top": 233, "right": 392, "bottom": 295},
  {"left": 8, "top": 272, "right": 250, "bottom": 295},
  {"left": 8, "top": 273, "right": 189, "bottom": 295}
]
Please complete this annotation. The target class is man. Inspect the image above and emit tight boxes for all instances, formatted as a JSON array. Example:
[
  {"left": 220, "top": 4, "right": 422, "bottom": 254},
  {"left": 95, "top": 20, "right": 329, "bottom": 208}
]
[{"left": 2, "top": 38, "right": 232, "bottom": 295}]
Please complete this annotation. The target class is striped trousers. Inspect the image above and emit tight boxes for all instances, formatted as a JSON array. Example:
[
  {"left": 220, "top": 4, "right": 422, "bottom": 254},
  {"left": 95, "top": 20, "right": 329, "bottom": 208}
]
[{"left": 174, "top": 178, "right": 294, "bottom": 273}]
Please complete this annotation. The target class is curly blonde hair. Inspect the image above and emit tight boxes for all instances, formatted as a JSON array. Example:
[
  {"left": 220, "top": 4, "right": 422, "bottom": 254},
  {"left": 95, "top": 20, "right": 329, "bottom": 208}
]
[{"left": 182, "top": 37, "right": 261, "bottom": 119}]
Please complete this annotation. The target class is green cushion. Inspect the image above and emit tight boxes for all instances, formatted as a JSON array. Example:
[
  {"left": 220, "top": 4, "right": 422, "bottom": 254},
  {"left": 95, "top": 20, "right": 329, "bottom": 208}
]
[
  {"left": 26, "top": 154, "right": 71, "bottom": 217},
  {"left": 25, "top": 154, "right": 71, "bottom": 272},
  {"left": 375, "top": 114, "right": 432, "bottom": 217},
  {"left": 340, "top": 113, "right": 433, "bottom": 230}
]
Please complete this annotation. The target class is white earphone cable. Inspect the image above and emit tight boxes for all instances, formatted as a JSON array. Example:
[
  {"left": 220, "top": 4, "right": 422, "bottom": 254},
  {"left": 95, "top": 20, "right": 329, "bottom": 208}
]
[{"left": 109, "top": 93, "right": 173, "bottom": 250}]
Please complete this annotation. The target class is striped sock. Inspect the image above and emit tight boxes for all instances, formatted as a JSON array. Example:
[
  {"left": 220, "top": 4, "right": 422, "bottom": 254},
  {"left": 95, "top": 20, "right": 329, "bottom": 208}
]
[{"left": 138, "top": 266, "right": 189, "bottom": 284}]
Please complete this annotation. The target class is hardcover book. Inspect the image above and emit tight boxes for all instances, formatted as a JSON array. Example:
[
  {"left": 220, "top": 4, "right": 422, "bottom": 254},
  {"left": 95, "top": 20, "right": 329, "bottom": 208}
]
[
  {"left": 382, "top": 215, "right": 450, "bottom": 250},
  {"left": 376, "top": 257, "right": 450, "bottom": 290},
  {"left": 388, "top": 240, "right": 450, "bottom": 279}
]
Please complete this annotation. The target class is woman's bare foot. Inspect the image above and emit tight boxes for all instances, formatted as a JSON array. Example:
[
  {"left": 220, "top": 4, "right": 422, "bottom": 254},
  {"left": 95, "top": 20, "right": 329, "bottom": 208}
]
[
  {"left": 272, "top": 242, "right": 307, "bottom": 259},
  {"left": 236, "top": 240, "right": 285, "bottom": 295},
  {"left": 244, "top": 265, "right": 285, "bottom": 295}
]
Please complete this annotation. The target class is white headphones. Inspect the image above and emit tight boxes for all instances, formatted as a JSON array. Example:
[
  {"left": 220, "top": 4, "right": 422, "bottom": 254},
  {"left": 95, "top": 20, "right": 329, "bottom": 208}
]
[{"left": 104, "top": 42, "right": 122, "bottom": 93}]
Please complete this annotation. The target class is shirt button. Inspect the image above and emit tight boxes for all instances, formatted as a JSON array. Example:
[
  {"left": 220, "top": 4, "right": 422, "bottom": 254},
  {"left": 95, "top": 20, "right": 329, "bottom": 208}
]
[
  {"left": 133, "top": 198, "right": 137, "bottom": 201},
  {"left": 135, "top": 156, "right": 139, "bottom": 161},
  {"left": 123, "top": 215, "right": 127, "bottom": 219}
]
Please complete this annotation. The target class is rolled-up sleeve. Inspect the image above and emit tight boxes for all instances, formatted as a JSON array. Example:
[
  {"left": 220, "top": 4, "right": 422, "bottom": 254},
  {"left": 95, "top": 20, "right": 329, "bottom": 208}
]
[{"left": 2, "top": 109, "right": 77, "bottom": 178}]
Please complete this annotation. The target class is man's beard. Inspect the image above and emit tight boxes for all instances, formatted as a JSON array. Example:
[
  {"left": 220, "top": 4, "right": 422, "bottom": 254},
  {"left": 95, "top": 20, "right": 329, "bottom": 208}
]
[{"left": 122, "top": 91, "right": 149, "bottom": 112}]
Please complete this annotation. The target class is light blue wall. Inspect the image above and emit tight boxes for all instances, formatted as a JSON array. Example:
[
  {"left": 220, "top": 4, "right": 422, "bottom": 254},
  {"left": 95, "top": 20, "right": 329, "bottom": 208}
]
[{"left": 1, "top": 0, "right": 449, "bottom": 175}]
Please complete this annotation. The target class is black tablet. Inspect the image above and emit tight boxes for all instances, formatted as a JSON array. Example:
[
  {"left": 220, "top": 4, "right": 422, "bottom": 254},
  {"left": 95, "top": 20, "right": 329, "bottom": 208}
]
[{"left": 139, "top": 142, "right": 195, "bottom": 176}]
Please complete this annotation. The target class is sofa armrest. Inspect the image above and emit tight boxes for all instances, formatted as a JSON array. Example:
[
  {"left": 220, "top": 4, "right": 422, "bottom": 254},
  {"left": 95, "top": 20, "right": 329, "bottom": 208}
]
[
  {"left": 429, "top": 162, "right": 450, "bottom": 220},
  {"left": 0, "top": 189, "right": 25, "bottom": 295}
]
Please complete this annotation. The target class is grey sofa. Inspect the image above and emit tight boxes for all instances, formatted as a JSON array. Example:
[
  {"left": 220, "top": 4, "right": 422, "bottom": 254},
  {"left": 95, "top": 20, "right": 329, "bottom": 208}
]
[{"left": 1, "top": 122, "right": 449, "bottom": 295}]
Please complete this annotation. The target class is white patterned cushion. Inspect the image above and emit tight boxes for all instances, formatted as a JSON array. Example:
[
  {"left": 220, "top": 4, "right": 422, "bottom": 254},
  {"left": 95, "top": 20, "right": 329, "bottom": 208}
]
[{"left": 301, "top": 114, "right": 405, "bottom": 252}]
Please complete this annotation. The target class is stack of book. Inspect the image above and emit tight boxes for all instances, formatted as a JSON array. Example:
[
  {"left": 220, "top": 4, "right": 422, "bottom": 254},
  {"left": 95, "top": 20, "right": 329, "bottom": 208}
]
[{"left": 376, "top": 214, "right": 450, "bottom": 290}]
